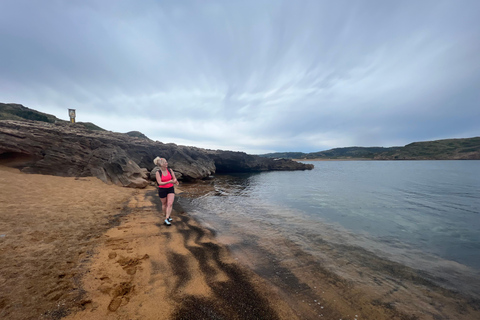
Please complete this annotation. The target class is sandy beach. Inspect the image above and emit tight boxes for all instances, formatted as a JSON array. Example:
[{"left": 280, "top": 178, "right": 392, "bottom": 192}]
[
  {"left": 1, "top": 166, "right": 479, "bottom": 320},
  {"left": 0, "top": 167, "right": 295, "bottom": 320}
]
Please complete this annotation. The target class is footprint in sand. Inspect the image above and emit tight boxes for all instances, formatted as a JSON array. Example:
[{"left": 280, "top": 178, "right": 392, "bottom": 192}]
[
  {"left": 107, "top": 282, "right": 134, "bottom": 312},
  {"left": 116, "top": 254, "right": 149, "bottom": 275}
]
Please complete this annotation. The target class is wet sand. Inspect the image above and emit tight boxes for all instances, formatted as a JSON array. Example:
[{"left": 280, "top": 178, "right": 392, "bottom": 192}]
[{"left": 1, "top": 166, "right": 479, "bottom": 319}]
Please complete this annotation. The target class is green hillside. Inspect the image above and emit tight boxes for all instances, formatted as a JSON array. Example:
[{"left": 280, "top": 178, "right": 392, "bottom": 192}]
[
  {"left": 0, "top": 103, "right": 105, "bottom": 131},
  {"left": 126, "top": 131, "right": 152, "bottom": 140},
  {"left": 0, "top": 103, "right": 59, "bottom": 123},
  {"left": 260, "top": 138, "right": 480, "bottom": 160},
  {"left": 376, "top": 138, "right": 480, "bottom": 160},
  {"left": 308, "top": 146, "right": 400, "bottom": 159},
  {"left": 259, "top": 152, "right": 308, "bottom": 159},
  {"left": 260, "top": 147, "right": 400, "bottom": 159}
]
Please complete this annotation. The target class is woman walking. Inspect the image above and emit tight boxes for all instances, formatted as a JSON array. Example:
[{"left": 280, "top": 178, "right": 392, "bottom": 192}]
[{"left": 154, "top": 157, "right": 179, "bottom": 226}]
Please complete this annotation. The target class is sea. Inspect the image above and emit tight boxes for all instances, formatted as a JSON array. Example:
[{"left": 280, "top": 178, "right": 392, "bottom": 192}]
[{"left": 177, "top": 160, "right": 480, "bottom": 299}]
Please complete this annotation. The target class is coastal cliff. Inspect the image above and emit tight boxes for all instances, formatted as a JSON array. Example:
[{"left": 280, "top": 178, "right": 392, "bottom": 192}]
[{"left": 0, "top": 107, "right": 313, "bottom": 188}]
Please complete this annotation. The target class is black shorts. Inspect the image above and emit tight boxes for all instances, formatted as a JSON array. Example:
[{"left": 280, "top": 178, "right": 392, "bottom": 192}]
[{"left": 158, "top": 186, "right": 175, "bottom": 198}]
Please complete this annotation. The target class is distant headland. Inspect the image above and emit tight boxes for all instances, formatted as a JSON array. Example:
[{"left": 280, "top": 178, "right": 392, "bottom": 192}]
[{"left": 259, "top": 138, "right": 480, "bottom": 161}]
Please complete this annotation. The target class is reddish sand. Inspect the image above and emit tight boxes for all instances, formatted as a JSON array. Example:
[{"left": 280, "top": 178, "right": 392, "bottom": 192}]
[{"left": 0, "top": 167, "right": 294, "bottom": 320}]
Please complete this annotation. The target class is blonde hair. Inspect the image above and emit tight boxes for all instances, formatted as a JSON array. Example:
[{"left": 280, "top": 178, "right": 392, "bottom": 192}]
[{"left": 153, "top": 157, "right": 167, "bottom": 167}]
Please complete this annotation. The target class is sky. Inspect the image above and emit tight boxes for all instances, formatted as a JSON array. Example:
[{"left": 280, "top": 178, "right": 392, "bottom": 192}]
[{"left": 1, "top": 0, "right": 479, "bottom": 154}]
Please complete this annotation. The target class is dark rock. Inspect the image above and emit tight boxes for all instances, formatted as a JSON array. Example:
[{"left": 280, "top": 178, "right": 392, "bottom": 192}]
[
  {"left": 0, "top": 120, "right": 215, "bottom": 187},
  {"left": 0, "top": 118, "right": 313, "bottom": 188},
  {"left": 204, "top": 150, "right": 314, "bottom": 173}
]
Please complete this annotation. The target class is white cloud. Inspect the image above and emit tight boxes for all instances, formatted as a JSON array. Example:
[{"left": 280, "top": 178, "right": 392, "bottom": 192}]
[{"left": 1, "top": 0, "right": 479, "bottom": 153}]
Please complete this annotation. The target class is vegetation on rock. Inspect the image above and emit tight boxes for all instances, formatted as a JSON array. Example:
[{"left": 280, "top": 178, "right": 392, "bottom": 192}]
[
  {"left": 260, "top": 138, "right": 480, "bottom": 160},
  {"left": 0, "top": 103, "right": 106, "bottom": 131}
]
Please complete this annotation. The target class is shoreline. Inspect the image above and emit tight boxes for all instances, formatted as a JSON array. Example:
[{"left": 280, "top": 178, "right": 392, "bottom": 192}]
[
  {"left": 294, "top": 158, "right": 480, "bottom": 161},
  {"left": 1, "top": 167, "right": 479, "bottom": 319},
  {"left": 293, "top": 158, "right": 375, "bottom": 161},
  {"left": 178, "top": 180, "right": 480, "bottom": 320}
]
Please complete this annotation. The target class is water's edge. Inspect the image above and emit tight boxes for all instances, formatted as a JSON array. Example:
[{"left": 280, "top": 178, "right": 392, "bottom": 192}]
[
  {"left": 178, "top": 194, "right": 479, "bottom": 294},
  {"left": 174, "top": 162, "right": 480, "bottom": 319}
]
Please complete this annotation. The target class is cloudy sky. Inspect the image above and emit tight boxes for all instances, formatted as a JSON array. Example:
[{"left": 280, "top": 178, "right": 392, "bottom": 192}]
[{"left": 1, "top": 0, "right": 479, "bottom": 154}]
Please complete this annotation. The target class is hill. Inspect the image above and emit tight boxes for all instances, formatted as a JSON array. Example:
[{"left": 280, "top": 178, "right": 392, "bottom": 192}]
[
  {"left": 260, "top": 138, "right": 480, "bottom": 160},
  {"left": 375, "top": 138, "right": 480, "bottom": 160},
  {"left": 0, "top": 103, "right": 105, "bottom": 131},
  {"left": 125, "top": 131, "right": 152, "bottom": 140},
  {"left": 260, "top": 147, "right": 400, "bottom": 160}
]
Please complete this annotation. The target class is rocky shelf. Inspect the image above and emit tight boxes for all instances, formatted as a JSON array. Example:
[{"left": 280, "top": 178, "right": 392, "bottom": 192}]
[{"left": 0, "top": 120, "right": 313, "bottom": 188}]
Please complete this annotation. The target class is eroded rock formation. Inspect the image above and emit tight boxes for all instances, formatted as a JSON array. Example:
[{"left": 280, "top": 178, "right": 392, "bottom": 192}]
[
  {"left": 0, "top": 120, "right": 215, "bottom": 187},
  {"left": 0, "top": 120, "right": 313, "bottom": 188}
]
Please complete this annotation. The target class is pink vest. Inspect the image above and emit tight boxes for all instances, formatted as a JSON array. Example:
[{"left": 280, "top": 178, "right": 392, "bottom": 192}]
[{"left": 158, "top": 169, "right": 173, "bottom": 188}]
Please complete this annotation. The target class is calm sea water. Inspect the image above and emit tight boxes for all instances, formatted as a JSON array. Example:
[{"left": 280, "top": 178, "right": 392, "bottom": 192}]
[{"left": 179, "top": 160, "right": 480, "bottom": 297}]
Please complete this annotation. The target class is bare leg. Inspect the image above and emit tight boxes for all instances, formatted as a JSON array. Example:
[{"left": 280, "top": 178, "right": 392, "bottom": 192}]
[
  {"left": 165, "top": 193, "right": 175, "bottom": 220},
  {"left": 160, "top": 197, "right": 167, "bottom": 217}
]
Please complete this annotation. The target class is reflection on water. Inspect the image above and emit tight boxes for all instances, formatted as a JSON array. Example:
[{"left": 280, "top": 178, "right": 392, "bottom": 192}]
[{"left": 178, "top": 161, "right": 480, "bottom": 299}]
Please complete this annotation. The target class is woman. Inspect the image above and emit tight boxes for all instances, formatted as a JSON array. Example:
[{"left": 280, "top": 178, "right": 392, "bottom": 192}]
[{"left": 154, "top": 157, "right": 179, "bottom": 226}]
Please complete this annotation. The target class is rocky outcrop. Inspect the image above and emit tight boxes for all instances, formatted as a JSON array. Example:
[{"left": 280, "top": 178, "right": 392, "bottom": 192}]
[
  {"left": 204, "top": 150, "right": 314, "bottom": 172},
  {"left": 0, "top": 119, "right": 313, "bottom": 188},
  {"left": 0, "top": 120, "right": 215, "bottom": 187}
]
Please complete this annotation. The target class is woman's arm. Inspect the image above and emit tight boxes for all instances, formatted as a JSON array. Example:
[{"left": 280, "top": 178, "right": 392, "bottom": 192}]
[{"left": 171, "top": 170, "right": 179, "bottom": 185}]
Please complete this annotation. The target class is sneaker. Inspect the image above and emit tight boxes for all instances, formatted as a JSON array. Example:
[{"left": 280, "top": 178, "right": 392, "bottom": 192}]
[
  {"left": 167, "top": 218, "right": 173, "bottom": 222},
  {"left": 164, "top": 219, "right": 171, "bottom": 226}
]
